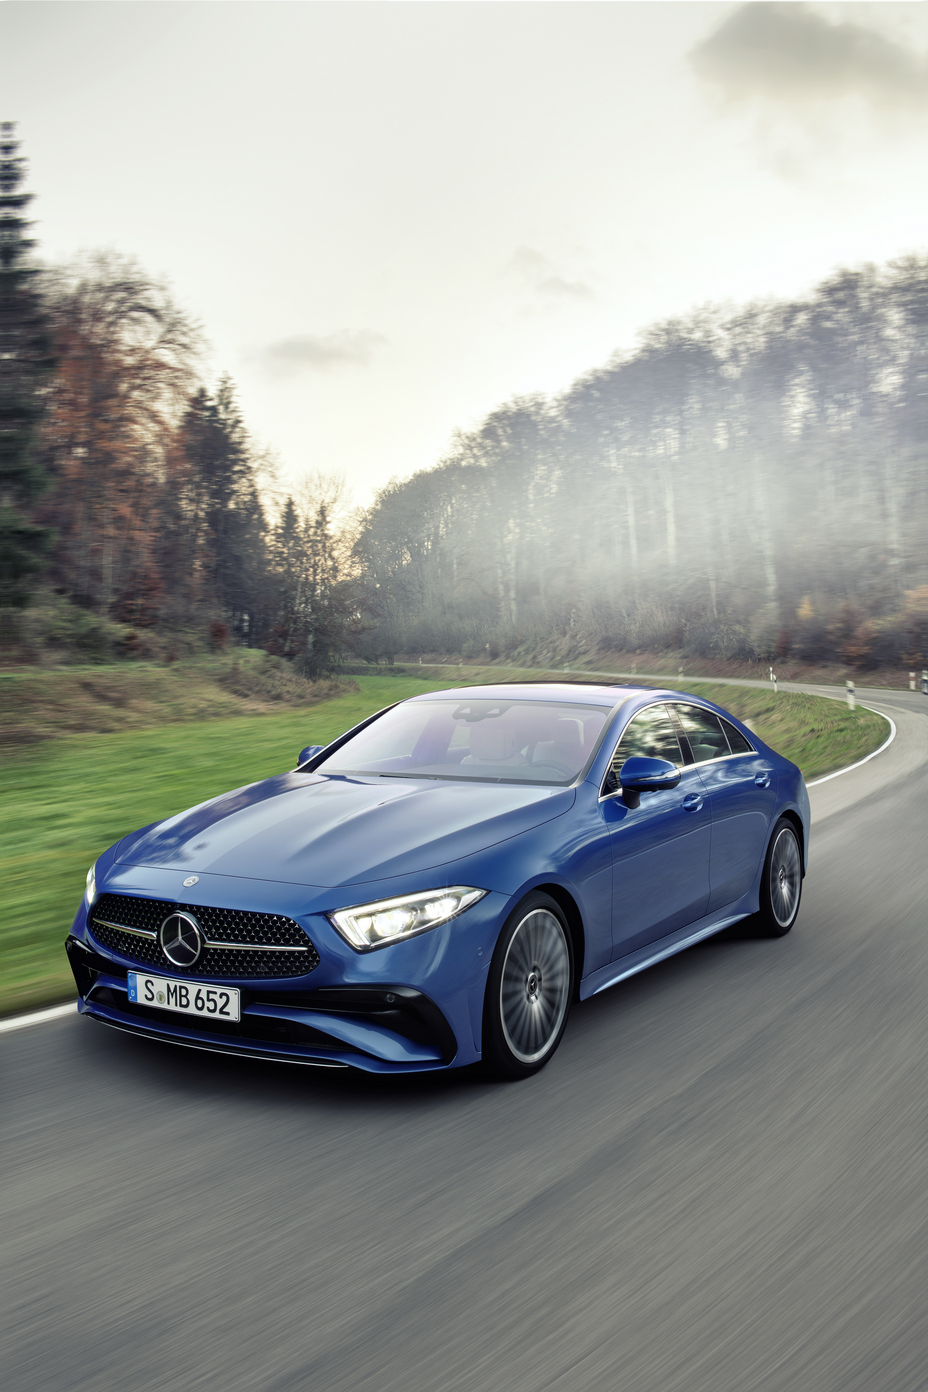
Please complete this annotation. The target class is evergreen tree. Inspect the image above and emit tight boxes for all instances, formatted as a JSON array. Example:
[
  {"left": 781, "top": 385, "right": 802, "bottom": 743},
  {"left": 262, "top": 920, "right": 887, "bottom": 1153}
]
[
  {"left": 174, "top": 376, "right": 267, "bottom": 638},
  {"left": 0, "top": 123, "right": 54, "bottom": 612}
]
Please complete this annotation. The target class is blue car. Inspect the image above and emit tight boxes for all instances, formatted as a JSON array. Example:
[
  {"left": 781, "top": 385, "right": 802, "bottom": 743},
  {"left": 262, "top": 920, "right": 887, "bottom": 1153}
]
[{"left": 66, "top": 682, "right": 809, "bottom": 1080}]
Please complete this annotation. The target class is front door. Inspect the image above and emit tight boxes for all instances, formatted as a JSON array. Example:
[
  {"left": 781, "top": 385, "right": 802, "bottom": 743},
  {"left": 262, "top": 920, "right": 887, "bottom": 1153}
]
[
  {"left": 602, "top": 703, "right": 711, "bottom": 960},
  {"left": 670, "top": 703, "right": 778, "bottom": 912}
]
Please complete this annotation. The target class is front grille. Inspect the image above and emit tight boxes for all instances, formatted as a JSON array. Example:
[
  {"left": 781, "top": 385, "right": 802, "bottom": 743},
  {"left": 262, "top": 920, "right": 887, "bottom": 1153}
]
[{"left": 89, "top": 893, "right": 320, "bottom": 980}]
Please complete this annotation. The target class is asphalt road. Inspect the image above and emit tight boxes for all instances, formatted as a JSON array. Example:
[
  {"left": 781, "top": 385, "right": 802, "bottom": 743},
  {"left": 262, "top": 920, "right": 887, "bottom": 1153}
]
[{"left": 3, "top": 686, "right": 928, "bottom": 1392}]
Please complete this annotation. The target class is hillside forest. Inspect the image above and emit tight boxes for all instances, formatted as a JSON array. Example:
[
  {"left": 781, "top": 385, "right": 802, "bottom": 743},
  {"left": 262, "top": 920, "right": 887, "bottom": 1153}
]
[{"left": 3, "top": 128, "right": 928, "bottom": 675}]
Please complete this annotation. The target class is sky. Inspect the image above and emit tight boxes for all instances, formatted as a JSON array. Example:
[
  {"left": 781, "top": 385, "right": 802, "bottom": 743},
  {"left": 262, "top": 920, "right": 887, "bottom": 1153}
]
[{"left": 3, "top": 1, "right": 928, "bottom": 506}]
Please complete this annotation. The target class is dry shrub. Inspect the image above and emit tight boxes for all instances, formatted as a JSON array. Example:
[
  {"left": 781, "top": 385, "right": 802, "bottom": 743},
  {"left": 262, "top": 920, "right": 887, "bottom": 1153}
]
[{"left": 218, "top": 655, "right": 357, "bottom": 705}]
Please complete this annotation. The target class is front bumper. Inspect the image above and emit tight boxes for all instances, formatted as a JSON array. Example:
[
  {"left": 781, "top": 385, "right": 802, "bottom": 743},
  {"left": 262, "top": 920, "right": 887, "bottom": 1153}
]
[
  {"left": 67, "top": 860, "right": 512, "bottom": 1072},
  {"left": 66, "top": 936, "right": 466, "bottom": 1073}
]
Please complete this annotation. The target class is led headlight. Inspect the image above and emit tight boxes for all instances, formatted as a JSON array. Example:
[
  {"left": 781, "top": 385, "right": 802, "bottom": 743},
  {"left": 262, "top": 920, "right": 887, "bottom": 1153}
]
[
  {"left": 328, "top": 886, "right": 486, "bottom": 952},
  {"left": 84, "top": 861, "right": 97, "bottom": 907}
]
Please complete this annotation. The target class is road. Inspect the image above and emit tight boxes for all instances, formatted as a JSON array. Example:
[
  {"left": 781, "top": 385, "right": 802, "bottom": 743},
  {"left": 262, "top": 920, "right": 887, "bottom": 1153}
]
[{"left": 3, "top": 685, "right": 927, "bottom": 1392}]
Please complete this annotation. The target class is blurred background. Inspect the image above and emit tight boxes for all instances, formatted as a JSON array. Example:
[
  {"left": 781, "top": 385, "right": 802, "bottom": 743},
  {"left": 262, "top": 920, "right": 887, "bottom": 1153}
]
[{"left": 2, "top": 0, "right": 927, "bottom": 678}]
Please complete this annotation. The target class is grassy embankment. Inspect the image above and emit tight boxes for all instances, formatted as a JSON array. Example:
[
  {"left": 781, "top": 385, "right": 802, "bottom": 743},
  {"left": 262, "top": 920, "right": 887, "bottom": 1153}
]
[{"left": 1, "top": 661, "right": 888, "bottom": 1016}]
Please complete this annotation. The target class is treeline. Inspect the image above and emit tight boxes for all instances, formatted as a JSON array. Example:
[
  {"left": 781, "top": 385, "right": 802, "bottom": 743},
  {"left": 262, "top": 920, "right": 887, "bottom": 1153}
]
[
  {"left": 356, "top": 256, "right": 928, "bottom": 670},
  {"left": 5, "top": 123, "right": 928, "bottom": 673},
  {"left": 20, "top": 255, "right": 361, "bottom": 673},
  {"left": 3, "top": 127, "right": 362, "bottom": 673}
]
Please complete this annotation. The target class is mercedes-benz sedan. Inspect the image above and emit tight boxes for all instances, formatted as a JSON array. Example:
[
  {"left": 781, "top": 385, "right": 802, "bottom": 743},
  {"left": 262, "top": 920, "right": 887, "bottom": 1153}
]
[{"left": 67, "top": 682, "right": 809, "bottom": 1079}]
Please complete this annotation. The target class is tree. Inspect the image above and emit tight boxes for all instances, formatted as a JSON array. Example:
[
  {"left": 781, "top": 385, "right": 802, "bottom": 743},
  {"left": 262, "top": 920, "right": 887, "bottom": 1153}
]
[
  {"left": 265, "top": 474, "right": 366, "bottom": 674},
  {"left": 36, "top": 252, "right": 200, "bottom": 616},
  {"left": 0, "top": 123, "right": 54, "bottom": 613},
  {"left": 167, "top": 376, "right": 268, "bottom": 639}
]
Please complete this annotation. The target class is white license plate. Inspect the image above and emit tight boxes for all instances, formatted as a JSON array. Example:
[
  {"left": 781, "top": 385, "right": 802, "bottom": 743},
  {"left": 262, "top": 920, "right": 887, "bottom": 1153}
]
[{"left": 127, "top": 972, "right": 241, "bottom": 1023}]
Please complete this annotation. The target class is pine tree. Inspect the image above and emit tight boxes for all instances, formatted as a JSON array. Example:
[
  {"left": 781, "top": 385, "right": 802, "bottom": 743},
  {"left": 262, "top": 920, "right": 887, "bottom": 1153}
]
[{"left": 0, "top": 123, "right": 53, "bottom": 612}]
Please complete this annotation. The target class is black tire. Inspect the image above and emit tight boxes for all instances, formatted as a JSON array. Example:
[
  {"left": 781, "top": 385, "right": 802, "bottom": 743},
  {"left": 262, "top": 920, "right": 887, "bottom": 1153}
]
[
  {"left": 482, "top": 891, "right": 574, "bottom": 1080},
  {"left": 757, "top": 818, "right": 803, "bottom": 937}
]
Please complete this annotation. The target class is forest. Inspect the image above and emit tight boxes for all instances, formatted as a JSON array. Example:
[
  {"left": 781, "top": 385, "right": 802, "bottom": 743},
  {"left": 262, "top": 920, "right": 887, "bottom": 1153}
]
[{"left": 3, "top": 126, "right": 928, "bottom": 675}]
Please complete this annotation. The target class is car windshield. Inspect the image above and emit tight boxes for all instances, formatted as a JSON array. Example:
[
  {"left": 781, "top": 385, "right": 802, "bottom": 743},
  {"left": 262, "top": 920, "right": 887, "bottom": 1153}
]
[{"left": 315, "top": 697, "right": 614, "bottom": 785}]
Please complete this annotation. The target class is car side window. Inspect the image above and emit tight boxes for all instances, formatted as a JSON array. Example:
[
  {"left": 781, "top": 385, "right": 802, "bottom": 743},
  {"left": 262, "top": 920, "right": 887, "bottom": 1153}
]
[
  {"left": 672, "top": 704, "right": 730, "bottom": 764},
  {"left": 719, "top": 717, "right": 754, "bottom": 754},
  {"left": 610, "top": 703, "right": 684, "bottom": 777}
]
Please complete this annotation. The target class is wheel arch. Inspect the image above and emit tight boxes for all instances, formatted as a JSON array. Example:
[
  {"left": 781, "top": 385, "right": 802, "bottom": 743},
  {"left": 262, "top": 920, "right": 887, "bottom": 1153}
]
[
  {"left": 532, "top": 882, "right": 585, "bottom": 993},
  {"left": 778, "top": 809, "right": 806, "bottom": 876}
]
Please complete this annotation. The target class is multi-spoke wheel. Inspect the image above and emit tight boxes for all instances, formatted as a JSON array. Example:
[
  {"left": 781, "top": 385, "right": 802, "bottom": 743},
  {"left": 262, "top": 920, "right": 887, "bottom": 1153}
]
[
  {"left": 758, "top": 818, "right": 803, "bottom": 937},
  {"left": 482, "top": 892, "right": 574, "bottom": 1079}
]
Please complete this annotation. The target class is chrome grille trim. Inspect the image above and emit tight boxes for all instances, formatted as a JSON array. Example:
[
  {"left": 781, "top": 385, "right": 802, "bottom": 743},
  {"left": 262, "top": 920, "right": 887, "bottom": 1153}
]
[
  {"left": 93, "top": 917, "right": 157, "bottom": 940},
  {"left": 203, "top": 940, "right": 309, "bottom": 953}
]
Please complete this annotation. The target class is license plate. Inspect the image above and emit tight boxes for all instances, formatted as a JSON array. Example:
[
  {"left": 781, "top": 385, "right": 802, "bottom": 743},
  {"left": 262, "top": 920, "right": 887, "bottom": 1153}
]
[{"left": 127, "top": 972, "right": 241, "bottom": 1023}]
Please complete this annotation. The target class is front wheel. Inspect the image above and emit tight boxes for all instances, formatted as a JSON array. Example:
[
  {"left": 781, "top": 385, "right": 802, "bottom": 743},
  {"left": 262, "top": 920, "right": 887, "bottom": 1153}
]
[
  {"left": 757, "top": 818, "right": 803, "bottom": 937},
  {"left": 482, "top": 892, "right": 574, "bottom": 1080}
]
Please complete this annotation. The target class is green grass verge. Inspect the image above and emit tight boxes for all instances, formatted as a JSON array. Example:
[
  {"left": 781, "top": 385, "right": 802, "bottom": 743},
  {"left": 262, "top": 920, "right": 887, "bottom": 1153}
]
[{"left": 0, "top": 667, "right": 888, "bottom": 1017}]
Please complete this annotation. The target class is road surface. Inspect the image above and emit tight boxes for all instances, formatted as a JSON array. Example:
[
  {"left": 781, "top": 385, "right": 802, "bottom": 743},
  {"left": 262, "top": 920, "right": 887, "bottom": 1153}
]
[{"left": 3, "top": 684, "right": 927, "bottom": 1392}]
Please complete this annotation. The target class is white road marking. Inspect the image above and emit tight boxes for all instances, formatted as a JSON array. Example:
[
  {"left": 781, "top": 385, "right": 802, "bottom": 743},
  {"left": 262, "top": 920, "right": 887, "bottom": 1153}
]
[
  {"left": 0, "top": 1002, "right": 76, "bottom": 1035},
  {"left": 806, "top": 707, "right": 897, "bottom": 786}
]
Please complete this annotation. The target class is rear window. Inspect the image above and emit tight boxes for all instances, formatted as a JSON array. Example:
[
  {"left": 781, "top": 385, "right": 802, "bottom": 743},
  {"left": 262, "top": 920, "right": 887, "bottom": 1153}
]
[{"left": 315, "top": 698, "right": 612, "bottom": 785}]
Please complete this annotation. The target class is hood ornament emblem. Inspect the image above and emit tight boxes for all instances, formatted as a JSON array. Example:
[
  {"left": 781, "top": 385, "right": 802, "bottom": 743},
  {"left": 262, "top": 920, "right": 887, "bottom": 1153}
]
[{"left": 182, "top": 875, "right": 199, "bottom": 888}]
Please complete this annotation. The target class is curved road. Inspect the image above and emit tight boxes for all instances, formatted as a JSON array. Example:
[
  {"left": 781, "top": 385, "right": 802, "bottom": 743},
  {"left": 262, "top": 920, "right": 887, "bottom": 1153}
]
[{"left": 3, "top": 684, "right": 927, "bottom": 1392}]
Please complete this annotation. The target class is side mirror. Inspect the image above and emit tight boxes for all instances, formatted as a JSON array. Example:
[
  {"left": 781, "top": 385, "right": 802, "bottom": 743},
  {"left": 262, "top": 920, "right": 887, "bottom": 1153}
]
[
  {"left": 297, "top": 744, "right": 324, "bottom": 767},
  {"left": 618, "top": 756, "right": 681, "bottom": 808}
]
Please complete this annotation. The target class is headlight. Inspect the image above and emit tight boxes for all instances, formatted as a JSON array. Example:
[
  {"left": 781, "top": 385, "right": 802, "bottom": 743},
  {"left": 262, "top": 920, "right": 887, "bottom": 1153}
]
[
  {"left": 85, "top": 861, "right": 97, "bottom": 907},
  {"left": 328, "top": 886, "right": 486, "bottom": 951}
]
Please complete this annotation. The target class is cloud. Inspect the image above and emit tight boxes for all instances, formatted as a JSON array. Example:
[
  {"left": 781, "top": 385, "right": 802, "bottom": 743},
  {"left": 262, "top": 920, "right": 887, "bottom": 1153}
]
[
  {"left": 508, "top": 246, "right": 596, "bottom": 307},
  {"left": 690, "top": 3, "right": 928, "bottom": 112},
  {"left": 252, "top": 329, "right": 388, "bottom": 377}
]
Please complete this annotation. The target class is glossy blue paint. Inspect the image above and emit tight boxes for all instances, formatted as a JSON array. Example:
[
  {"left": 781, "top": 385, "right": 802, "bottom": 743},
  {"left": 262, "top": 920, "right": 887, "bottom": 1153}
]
[
  {"left": 601, "top": 767, "right": 712, "bottom": 958},
  {"left": 67, "top": 682, "right": 810, "bottom": 1076}
]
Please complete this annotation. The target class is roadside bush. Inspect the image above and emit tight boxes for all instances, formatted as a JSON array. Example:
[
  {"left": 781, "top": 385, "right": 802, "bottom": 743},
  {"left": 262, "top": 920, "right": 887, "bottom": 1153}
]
[{"left": 217, "top": 654, "right": 357, "bottom": 705}]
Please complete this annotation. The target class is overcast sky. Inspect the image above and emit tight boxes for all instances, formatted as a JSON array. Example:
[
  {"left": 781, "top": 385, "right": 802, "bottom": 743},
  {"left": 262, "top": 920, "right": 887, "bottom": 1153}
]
[{"left": 3, "top": 1, "right": 927, "bottom": 505}]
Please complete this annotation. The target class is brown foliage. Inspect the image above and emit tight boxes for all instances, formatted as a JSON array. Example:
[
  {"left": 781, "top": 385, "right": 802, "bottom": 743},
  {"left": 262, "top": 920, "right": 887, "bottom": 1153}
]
[{"left": 34, "top": 253, "right": 201, "bottom": 618}]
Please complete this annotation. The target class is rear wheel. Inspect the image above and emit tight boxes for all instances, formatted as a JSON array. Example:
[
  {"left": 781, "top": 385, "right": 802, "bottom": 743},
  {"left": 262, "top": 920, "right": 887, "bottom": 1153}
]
[
  {"left": 758, "top": 818, "right": 802, "bottom": 937},
  {"left": 482, "top": 892, "right": 573, "bottom": 1079}
]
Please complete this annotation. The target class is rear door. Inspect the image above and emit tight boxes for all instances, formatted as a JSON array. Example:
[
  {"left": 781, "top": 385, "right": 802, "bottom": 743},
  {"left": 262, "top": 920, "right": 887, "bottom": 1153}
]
[
  {"left": 670, "top": 703, "right": 778, "bottom": 913},
  {"left": 602, "top": 703, "right": 711, "bottom": 960}
]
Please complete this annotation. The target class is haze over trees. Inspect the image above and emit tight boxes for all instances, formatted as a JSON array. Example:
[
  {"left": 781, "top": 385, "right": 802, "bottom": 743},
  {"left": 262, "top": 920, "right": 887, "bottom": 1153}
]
[
  {"left": 4, "top": 124, "right": 927, "bottom": 673},
  {"left": 357, "top": 258, "right": 928, "bottom": 671}
]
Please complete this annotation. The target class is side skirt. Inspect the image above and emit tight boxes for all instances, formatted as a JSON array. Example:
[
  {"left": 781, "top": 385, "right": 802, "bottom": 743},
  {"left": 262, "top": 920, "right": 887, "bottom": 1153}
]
[{"left": 579, "top": 901, "right": 754, "bottom": 1002}]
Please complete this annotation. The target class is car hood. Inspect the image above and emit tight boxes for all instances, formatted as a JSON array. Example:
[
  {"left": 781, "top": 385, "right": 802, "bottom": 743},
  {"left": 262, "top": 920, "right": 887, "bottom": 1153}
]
[{"left": 116, "top": 772, "right": 575, "bottom": 887}]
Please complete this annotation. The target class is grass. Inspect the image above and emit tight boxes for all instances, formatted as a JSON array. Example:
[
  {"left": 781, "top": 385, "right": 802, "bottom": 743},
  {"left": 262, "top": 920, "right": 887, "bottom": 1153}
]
[
  {"left": 0, "top": 650, "right": 356, "bottom": 746},
  {"left": 0, "top": 666, "right": 888, "bottom": 1017}
]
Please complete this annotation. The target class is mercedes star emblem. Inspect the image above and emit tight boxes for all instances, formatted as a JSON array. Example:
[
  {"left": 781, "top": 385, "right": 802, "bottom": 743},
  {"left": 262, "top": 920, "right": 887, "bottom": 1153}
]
[
  {"left": 182, "top": 875, "right": 199, "bottom": 888},
  {"left": 159, "top": 911, "right": 203, "bottom": 967}
]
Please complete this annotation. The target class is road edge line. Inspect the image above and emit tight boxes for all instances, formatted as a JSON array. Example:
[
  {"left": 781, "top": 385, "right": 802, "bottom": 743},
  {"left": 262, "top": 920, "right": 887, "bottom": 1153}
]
[
  {"left": 0, "top": 1002, "right": 76, "bottom": 1035},
  {"left": 806, "top": 706, "right": 896, "bottom": 786}
]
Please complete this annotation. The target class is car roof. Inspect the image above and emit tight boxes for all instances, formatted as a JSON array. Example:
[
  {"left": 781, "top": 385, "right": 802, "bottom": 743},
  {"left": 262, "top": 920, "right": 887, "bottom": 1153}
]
[{"left": 404, "top": 681, "right": 657, "bottom": 707}]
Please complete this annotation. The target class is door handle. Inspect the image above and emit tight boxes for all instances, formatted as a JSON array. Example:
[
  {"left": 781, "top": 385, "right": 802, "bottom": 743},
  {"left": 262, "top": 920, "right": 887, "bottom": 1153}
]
[
  {"left": 683, "top": 793, "right": 704, "bottom": 812},
  {"left": 754, "top": 774, "right": 771, "bottom": 789}
]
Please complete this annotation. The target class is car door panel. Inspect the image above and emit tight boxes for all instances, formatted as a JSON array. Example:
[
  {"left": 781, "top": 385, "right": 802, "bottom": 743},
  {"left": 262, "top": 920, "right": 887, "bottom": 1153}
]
[
  {"left": 669, "top": 702, "right": 779, "bottom": 912},
  {"left": 603, "top": 772, "right": 711, "bottom": 957},
  {"left": 697, "top": 756, "right": 778, "bottom": 910},
  {"left": 602, "top": 702, "right": 711, "bottom": 960}
]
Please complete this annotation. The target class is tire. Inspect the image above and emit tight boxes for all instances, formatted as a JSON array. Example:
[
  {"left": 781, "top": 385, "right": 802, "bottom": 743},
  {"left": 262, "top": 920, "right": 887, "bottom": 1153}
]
[
  {"left": 482, "top": 892, "right": 574, "bottom": 1079},
  {"left": 757, "top": 818, "right": 803, "bottom": 937}
]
